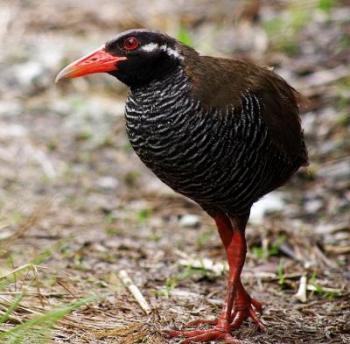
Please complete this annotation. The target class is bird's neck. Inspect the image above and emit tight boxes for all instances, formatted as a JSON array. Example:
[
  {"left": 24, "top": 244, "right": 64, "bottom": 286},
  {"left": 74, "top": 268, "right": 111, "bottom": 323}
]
[
  {"left": 127, "top": 66, "right": 192, "bottom": 114},
  {"left": 124, "top": 65, "right": 201, "bottom": 166}
]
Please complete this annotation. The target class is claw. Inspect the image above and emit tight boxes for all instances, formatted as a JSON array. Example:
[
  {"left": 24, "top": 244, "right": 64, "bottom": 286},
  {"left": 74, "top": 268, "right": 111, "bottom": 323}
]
[
  {"left": 166, "top": 328, "right": 240, "bottom": 344},
  {"left": 251, "top": 298, "right": 263, "bottom": 314},
  {"left": 248, "top": 308, "right": 266, "bottom": 332}
]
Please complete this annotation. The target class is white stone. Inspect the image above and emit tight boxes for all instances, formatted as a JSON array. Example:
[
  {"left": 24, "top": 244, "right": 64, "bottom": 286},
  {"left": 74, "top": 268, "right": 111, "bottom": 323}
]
[
  {"left": 179, "top": 214, "right": 200, "bottom": 228},
  {"left": 250, "top": 192, "right": 285, "bottom": 224}
]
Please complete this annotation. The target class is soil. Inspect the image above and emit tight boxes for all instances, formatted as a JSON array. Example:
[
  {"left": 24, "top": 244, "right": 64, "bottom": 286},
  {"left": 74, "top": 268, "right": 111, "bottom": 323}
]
[{"left": 0, "top": 1, "right": 349, "bottom": 343}]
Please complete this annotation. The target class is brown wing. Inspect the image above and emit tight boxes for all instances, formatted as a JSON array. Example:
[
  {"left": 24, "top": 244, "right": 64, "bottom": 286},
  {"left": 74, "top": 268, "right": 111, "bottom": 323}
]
[{"left": 181, "top": 47, "right": 308, "bottom": 166}]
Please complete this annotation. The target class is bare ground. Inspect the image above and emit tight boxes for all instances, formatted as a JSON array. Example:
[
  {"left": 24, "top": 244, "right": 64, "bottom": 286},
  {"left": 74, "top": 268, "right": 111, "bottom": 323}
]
[{"left": 0, "top": 1, "right": 349, "bottom": 343}]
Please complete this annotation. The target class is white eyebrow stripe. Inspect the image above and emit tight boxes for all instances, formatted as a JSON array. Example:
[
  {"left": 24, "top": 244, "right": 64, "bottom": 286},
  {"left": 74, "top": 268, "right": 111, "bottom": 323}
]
[
  {"left": 142, "top": 43, "right": 159, "bottom": 52},
  {"left": 141, "top": 43, "right": 184, "bottom": 60},
  {"left": 159, "top": 44, "right": 184, "bottom": 60}
]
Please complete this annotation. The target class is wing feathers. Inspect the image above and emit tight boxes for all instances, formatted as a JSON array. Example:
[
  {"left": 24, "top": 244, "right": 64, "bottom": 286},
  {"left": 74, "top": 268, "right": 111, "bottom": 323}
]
[{"left": 181, "top": 48, "right": 308, "bottom": 166}]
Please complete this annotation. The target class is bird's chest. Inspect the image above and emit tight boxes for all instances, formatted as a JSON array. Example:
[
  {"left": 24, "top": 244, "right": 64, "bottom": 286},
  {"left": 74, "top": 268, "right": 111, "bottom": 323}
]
[
  {"left": 125, "top": 94, "right": 196, "bottom": 171},
  {"left": 124, "top": 79, "right": 273, "bottom": 215}
]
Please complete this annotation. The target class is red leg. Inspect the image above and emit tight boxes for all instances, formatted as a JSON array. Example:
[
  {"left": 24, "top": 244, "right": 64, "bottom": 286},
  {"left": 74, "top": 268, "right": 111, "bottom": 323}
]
[
  {"left": 226, "top": 211, "right": 264, "bottom": 330},
  {"left": 215, "top": 214, "right": 248, "bottom": 325},
  {"left": 167, "top": 212, "right": 262, "bottom": 343}
]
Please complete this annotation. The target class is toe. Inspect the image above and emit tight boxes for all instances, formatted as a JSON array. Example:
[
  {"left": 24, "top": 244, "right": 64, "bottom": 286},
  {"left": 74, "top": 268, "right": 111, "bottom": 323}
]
[
  {"left": 181, "top": 330, "right": 240, "bottom": 344},
  {"left": 184, "top": 319, "right": 218, "bottom": 327},
  {"left": 251, "top": 298, "right": 263, "bottom": 314},
  {"left": 249, "top": 308, "right": 266, "bottom": 332},
  {"left": 230, "top": 311, "right": 245, "bottom": 330}
]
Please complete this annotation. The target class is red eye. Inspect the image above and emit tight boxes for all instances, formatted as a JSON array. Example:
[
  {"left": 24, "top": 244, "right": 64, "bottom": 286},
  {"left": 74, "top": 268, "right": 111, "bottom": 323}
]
[{"left": 123, "top": 37, "right": 139, "bottom": 51}]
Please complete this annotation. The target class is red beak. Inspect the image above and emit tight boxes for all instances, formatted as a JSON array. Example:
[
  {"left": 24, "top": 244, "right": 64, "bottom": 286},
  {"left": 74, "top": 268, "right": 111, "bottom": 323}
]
[{"left": 55, "top": 46, "right": 126, "bottom": 82}]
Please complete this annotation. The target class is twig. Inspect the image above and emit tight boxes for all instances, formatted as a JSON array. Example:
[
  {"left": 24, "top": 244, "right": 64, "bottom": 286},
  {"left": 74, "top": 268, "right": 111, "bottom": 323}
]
[
  {"left": 0, "top": 264, "right": 35, "bottom": 280},
  {"left": 307, "top": 285, "right": 342, "bottom": 294},
  {"left": 314, "top": 245, "right": 338, "bottom": 269},
  {"left": 294, "top": 275, "right": 307, "bottom": 303},
  {"left": 324, "top": 245, "right": 350, "bottom": 255},
  {"left": 244, "top": 271, "right": 302, "bottom": 281},
  {"left": 118, "top": 270, "right": 151, "bottom": 315}
]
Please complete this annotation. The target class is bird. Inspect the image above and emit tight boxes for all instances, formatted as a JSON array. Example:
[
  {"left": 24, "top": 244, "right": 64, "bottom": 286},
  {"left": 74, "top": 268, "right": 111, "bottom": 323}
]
[{"left": 56, "top": 29, "right": 308, "bottom": 343}]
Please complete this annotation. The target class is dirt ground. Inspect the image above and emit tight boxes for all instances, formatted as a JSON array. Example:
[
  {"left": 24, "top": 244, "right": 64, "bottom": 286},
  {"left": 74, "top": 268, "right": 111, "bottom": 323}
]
[{"left": 0, "top": 0, "right": 349, "bottom": 343}]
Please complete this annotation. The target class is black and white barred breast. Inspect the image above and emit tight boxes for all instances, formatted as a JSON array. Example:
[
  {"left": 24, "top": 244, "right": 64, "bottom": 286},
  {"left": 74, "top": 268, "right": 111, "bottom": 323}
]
[{"left": 125, "top": 66, "right": 293, "bottom": 215}]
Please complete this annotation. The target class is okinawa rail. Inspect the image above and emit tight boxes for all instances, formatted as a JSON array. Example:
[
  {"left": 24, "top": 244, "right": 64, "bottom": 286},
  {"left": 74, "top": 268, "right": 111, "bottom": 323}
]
[{"left": 56, "top": 29, "right": 308, "bottom": 343}]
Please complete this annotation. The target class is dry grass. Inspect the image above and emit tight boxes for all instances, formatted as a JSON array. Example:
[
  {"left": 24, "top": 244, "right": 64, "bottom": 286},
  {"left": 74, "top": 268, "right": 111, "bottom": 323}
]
[{"left": 0, "top": 0, "right": 349, "bottom": 343}]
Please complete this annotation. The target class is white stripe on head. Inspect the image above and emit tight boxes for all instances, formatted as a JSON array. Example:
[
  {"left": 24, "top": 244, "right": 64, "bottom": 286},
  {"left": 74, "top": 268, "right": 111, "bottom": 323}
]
[
  {"left": 159, "top": 45, "right": 183, "bottom": 60},
  {"left": 141, "top": 43, "right": 183, "bottom": 60},
  {"left": 142, "top": 43, "right": 159, "bottom": 52}
]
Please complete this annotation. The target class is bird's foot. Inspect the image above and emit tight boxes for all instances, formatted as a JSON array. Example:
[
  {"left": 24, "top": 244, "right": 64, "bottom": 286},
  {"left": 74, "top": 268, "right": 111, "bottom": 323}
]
[
  {"left": 166, "top": 319, "right": 240, "bottom": 343},
  {"left": 181, "top": 297, "right": 264, "bottom": 331},
  {"left": 230, "top": 297, "right": 265, "bottom": 331}
]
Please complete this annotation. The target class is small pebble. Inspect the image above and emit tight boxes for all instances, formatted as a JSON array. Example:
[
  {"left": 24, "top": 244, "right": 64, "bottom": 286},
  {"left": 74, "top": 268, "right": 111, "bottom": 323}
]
[
  {"left": 96, "top": 176, "right": 119, "bottom": 190},
  {"left": 179, "top": 214, "right": 201, "bottom": 228}
]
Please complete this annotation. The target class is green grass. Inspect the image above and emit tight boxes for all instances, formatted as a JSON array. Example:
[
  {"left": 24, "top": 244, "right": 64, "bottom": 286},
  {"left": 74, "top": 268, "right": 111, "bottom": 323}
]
[
  {"left": 318, "top": 0, "right": 337, "bottom": 12},
  {"left": 156, "top": 276, "right": 178, "bottom": 298},
  {"left": 263, "top": 0, "right": 338, "bottom": 55},
  {"left": 196, "top": 230, "right": 213, "bottom": 249},
  {"left": 0, "top": 245, "right": 98, "bottom": 343},
  {"left": 136, "top": 208, "right": 152, "bottom": 224},
  {"left": 0, "top": 296, "right": 96, "bottom": 344},
  {"left": 308, "top": 272, "right": 341, "bottom": 300},
  {"left": 0, "top": 293, "right": 24, "bottom": 324},
  {"left": 263, "top": 4, "right": 311, "bottom": 55},
  {"left": 156, "top": 264, "right": 213, "bottom": 298},
  {"left": 177, "top": 27, "right": 193, "bottom": 47},
  {"left": 252, "top": 235, "right": 286, "bottom": 260}
]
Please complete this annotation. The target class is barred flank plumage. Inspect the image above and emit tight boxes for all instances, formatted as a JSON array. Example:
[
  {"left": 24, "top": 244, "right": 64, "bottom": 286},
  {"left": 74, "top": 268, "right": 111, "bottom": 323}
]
[{"left": 125, "top": 66, "right": 298, "bottom": 215}]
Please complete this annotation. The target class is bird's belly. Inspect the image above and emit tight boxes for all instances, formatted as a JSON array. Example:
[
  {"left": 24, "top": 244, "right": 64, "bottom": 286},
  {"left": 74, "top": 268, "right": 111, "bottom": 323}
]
[{"left": 126, "top": 110, "right": 274, "bottom": 215}]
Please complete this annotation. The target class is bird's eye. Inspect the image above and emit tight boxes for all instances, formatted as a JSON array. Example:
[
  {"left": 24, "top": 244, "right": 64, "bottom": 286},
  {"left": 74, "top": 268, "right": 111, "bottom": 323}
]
[{"left": 123, "top": 37, "right": 139, "bottom": 51}]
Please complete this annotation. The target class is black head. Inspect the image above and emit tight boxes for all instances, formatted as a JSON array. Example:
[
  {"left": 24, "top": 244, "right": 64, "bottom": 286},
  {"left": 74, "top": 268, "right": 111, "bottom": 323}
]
[
  {"left": 56, "top": 29, "right": 185, "bottom": 88},
  {"left": 106, "top": 29, "right": 184, "bottom": 87}
]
